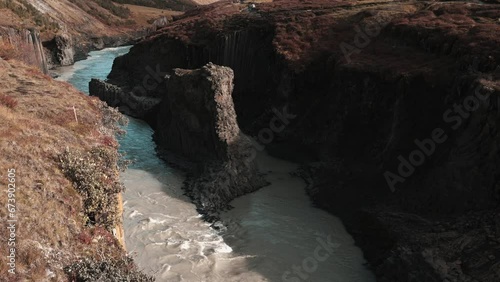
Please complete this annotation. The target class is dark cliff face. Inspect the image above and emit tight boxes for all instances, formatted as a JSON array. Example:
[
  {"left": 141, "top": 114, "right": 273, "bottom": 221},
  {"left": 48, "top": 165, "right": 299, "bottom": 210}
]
[
  {"left": 99, "top": 1, "right": 500, "bottom": 280},
  {"left": 156, "top": 64, "right": 241, "bottom": 161},
  {"left": 108, "top": 24, "right": 278, "bottom": 124},
  {"left": 156, "top": 63, "right": 265, "bottom": 215},
  {"left": 42, "top": 31, "right": 146, "bottom": 69},
  {"left": 89, "top": 78, "right": 161, "bottom": 119},
  {"left": 105, "top": 0, "right": 500, "bottom": 214}
]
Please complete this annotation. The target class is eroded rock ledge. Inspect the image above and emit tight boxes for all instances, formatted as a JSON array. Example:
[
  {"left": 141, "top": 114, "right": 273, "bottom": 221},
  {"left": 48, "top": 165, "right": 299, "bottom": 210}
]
[
  {"left": 156, "top": 63, "right": 266, "bottom": 216},
  {"left": 89, "top": 78, "right": 161, "bottom": 119}
]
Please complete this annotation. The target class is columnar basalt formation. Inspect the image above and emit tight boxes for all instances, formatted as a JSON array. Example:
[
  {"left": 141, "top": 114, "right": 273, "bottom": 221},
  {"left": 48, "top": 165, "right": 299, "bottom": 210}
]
[
  {"left": 156, "top": 63, "right": 265, "bottom": 215},
  {"left": 0, "top": 27, "right": 48, "bottom": 73},
  {"left": 96, "top": 1, "right": 500, "bottom": 280}
]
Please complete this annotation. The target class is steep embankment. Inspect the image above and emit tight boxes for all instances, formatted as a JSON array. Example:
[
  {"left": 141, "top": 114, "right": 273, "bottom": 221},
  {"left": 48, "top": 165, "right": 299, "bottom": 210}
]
[
  {"left": 96, "top": 0, "right": 500, "bottom": 281},
  {"left": 0, "top": 58, "right": 151, "bottom": 281}
]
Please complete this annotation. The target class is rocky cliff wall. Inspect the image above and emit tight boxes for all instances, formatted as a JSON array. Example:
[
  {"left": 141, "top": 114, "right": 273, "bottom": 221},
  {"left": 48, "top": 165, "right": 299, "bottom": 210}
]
[
  {"left": 108, "top": 25, "right": 278, "bottom": 123},
  {"left": 156, "top": 63, "right": 265, "bottom": 216},
  {"left": 103, "top": 1, "right": 500, "bottom": 214},
  {"left": 0, "top": 27, "right": 48, "bottom": 73},
  {"left": 94, "top": 1, "right": 500, "bottom": 280},
  {"left": 89, "top": 78, "right": 161, "bottom": 119}
]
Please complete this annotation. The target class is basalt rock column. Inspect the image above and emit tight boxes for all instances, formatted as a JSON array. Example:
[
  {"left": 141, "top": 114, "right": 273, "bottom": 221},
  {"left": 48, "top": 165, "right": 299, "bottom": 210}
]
[
  {"left": 156, "top": 63, "right": 265, "bottom": 215},
  {"left": 0, "top": 27, "right": 48, "bottom": 74}
]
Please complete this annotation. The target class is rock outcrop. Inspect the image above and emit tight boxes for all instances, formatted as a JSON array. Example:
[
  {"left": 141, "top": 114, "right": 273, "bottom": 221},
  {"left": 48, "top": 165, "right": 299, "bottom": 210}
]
[
  {"left": 156, "top": 63, "right": 265, "bottom": 216},
  {"left": 98, "top": 0, "right": 500, "bottom": 280},
  {"left": 89, "top": 78, "right": 161, "bottom": 119},
  {"left": 0, "top": 27, "right": 48, "bottom": 73},
  {"left": 43, "top": 33, "right": 74, "bottom": 66},
  {"left": 147, "top": 16, "right": 169, "bottom": 33}
]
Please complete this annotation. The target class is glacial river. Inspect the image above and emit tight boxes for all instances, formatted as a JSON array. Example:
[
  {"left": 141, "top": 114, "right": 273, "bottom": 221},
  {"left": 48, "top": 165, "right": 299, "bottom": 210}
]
[{"left": 55, "top": 46, "right": 375, "bottom": 282}]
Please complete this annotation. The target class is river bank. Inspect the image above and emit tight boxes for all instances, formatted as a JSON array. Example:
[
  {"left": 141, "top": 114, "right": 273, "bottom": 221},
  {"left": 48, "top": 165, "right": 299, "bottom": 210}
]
[{"left": 0, "top": 55, "right": 151, "bottom": 280}]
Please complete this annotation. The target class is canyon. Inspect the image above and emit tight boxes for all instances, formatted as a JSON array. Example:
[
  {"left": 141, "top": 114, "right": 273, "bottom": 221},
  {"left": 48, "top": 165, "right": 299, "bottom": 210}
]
[
  {"left": 92, "top": 0, "right": 500, "bottom": 281},
  {"left": 0, "top": 0, "right": 499, "bottom": 280}
]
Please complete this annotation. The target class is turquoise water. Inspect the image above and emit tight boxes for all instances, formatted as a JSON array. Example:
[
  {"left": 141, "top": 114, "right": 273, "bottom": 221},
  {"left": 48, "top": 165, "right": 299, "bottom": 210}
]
[
  {"left": 56, "top": 47, "right": 376, "bottom": 282},
  {"left": 55, "top": 46, "right": 166, "bottom": 171},
  {"left": 55, "top": 46, "right": 132, "bottom": 93}
]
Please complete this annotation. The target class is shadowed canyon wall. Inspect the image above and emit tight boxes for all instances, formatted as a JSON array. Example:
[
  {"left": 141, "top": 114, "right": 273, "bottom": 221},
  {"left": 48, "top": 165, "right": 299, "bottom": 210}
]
[
  {"left": 92, "top": 1, "right": 500, "bottom": 281},
  {"left": 108, "top": 24, "right": 278, "bottom": 123}
]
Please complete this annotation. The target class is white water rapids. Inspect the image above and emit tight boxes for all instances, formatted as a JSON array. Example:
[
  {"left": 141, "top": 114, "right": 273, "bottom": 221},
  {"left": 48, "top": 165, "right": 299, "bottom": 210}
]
[{"left": 55, "top": 46, "right": 375, "bottom": 282}]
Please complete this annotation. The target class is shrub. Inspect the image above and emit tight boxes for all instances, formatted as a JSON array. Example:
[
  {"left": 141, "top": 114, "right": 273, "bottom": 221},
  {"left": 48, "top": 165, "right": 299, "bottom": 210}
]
[
  {"left": 98, "top": 101, "right": 128, "bottom": 136},
  {"left": 58, "top": 147, "right": 124, "bottom": 229},
  {"left": 64, "top": 257, "right": 154, "bottom": 282},
  {"left": 0, "top": 93, "right": 18, "bottom": 109}
]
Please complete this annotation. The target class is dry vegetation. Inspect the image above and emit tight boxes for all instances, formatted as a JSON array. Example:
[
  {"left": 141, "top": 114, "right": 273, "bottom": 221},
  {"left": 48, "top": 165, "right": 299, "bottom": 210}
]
[
  {"left": 113, "top": 0, "right": 195, "bottom": 11},
  {"left": 0, "top": 59, "right": 151, "bottom": 281},
  {"left": 154, "top": 0, "right": 499, "bottom": 72},
  {"left": 0, "top": 0, "right": 60, "bottom": 32},
  {"left": 0, "top": 0, "right": 179, "bottom": 41},
  {"left": 0, "top": 41, "right": 20, "bottom": 61},
  {"left": 125, "top": 4, "right": 183, "bottom": 26}
]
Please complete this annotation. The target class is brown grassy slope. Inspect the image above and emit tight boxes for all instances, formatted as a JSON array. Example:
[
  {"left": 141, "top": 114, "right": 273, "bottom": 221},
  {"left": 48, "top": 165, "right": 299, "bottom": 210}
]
[
  {"left": 0, "top": 0, "right": 177, "bottom": 41},
  {"left": 125, "top": 4, "right": 183, "bottom": 26},
  {"left": 0, "top": 58, "right": 130, "bottom": 281}
]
